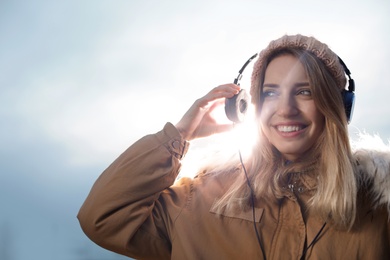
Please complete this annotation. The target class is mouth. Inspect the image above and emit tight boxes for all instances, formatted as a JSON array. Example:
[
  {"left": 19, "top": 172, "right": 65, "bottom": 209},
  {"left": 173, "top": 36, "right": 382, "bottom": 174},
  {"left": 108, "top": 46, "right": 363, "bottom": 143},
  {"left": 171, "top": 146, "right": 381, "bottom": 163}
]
[{"left": 275, "top": 125, "right": 307, "bottom": 133}]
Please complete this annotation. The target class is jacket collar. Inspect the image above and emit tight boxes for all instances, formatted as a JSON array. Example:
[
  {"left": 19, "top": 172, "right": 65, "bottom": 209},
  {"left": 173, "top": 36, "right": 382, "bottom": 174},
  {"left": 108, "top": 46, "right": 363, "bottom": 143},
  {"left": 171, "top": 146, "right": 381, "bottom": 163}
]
[{"left": 352, "top": 134, "right": 390, "bottom": 211}]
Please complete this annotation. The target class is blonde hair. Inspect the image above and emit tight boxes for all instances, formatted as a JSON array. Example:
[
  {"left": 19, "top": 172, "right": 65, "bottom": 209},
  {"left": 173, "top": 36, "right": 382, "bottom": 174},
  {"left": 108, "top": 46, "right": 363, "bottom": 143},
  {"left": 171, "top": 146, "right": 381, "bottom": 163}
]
[{"left": 211, "top": 48, "right": 358, "bottom": 229}]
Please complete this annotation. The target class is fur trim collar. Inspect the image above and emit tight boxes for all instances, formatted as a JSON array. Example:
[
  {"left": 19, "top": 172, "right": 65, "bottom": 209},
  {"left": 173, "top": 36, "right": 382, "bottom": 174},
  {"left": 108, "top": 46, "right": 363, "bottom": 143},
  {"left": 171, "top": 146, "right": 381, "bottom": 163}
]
[{"left": 352, "top": 134, "right": 390, "bottom": 212}]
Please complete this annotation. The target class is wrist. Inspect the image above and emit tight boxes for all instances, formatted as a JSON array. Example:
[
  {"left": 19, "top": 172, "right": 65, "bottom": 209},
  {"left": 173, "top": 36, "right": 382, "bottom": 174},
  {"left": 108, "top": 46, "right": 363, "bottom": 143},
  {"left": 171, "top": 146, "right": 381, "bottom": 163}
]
[{"left": 174, "top": 124, "right": 191, "bottom": 141}]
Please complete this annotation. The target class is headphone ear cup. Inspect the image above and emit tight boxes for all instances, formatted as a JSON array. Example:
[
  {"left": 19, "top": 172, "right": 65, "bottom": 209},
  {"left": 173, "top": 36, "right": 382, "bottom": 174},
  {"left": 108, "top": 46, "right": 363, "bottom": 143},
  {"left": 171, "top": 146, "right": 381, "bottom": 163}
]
[
  {"left": 342, "top": 89, "right": 355, "bottom": 123},
  {"left": 225, "top": 89, "right": 249, "bottom": 123}
]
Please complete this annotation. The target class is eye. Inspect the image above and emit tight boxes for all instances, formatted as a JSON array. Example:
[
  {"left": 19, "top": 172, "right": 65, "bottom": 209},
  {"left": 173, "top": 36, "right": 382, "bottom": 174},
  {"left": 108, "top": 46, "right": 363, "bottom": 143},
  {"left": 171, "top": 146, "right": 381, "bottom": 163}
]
[
  {"left": 298, "top": 89, "right": 312, "bottom": 96},
  {"left": 263, "top": 89, "right": 278, "bottom": 97}
]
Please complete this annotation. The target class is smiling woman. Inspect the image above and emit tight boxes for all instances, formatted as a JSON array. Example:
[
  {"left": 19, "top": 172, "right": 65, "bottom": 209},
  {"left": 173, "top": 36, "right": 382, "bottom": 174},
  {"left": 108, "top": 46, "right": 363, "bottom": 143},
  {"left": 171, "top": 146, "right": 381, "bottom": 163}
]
[{"left": 78, "top": 34, "right": 390, "bottom": 259}]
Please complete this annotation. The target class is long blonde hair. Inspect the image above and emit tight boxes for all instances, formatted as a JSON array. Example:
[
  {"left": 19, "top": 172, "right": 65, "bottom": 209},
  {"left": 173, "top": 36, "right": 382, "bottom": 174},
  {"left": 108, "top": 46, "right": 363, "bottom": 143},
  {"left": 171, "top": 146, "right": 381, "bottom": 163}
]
[{"left": 211, "top": 49, "right": 358, "bottom": 229}]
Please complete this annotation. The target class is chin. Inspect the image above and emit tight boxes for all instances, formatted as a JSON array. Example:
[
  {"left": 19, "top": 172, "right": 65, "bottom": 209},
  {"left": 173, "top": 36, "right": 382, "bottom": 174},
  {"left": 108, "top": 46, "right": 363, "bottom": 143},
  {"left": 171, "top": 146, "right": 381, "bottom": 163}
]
[{"left": 276, "top": 147, "right": 308, "bottom": 160}]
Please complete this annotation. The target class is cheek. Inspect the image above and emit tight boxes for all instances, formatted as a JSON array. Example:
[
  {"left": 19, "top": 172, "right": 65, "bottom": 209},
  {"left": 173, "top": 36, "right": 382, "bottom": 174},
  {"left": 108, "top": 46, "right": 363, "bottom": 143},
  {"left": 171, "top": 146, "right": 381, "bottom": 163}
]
[
  {"left": 308, "top": 107, "right": 325, "bottom": 132},
  {"left": 258, "top": 111, "right": 272, "bottom": 138},
  {"left": 259, "top": 111, "right": 269, "bottom": 131},
  {"left": 259, "top": 102, "right": 272, "bottom": 123}
]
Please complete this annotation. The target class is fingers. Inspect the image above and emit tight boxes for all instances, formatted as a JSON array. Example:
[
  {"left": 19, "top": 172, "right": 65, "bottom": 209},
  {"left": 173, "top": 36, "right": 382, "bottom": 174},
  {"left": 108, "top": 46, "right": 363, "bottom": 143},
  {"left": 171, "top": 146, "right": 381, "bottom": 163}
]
[
  {"left": 197, "top": 84, "right": 240, "bottom": 108},
  {"left": 209, "top": 84, "right": 240, "bottom": 99},
  {"left": 175, "top": 84, "right": 240, "bottom": 140}
]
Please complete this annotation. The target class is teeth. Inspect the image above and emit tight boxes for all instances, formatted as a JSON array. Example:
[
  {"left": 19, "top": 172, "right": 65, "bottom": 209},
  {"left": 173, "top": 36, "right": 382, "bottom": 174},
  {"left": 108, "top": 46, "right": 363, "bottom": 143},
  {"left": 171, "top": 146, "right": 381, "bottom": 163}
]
[{"left": 277, "top": 125, "right": 302, "bottom": 132}]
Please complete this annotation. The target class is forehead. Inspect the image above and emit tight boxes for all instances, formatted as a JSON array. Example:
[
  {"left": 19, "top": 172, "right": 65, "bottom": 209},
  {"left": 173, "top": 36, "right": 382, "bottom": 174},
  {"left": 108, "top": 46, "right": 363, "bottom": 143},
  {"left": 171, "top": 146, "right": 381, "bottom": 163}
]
[{"left": 264, "top": 54, "right": 308, "bottom": 84}]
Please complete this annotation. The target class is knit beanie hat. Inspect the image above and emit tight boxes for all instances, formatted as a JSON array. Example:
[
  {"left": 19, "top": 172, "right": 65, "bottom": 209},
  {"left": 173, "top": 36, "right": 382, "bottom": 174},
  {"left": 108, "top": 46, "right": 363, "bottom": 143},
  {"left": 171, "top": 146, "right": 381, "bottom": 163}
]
[{"left": 250, "top": 34, "right": 347, "bottom": 105}]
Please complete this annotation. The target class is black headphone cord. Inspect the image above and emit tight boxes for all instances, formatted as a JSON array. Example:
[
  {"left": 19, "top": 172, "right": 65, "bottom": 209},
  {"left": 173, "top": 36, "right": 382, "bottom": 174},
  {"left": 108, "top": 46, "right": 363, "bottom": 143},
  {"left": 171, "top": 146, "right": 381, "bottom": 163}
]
[
  {"left": 238, "top": 149, "right": 266, "bottom": 259},
  {"left": 238, "top": 147, "right": 327, "bottom": 260},
  {"left": 300, "top": 222, "right": 327, "bottom": 260}
]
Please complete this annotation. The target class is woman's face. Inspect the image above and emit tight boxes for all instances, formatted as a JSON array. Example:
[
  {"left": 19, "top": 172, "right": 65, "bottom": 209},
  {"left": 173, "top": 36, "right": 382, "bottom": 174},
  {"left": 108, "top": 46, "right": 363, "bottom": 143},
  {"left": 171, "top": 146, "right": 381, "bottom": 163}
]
[{"left": 259, "top": 54, "right": 325, "bottom": 161}]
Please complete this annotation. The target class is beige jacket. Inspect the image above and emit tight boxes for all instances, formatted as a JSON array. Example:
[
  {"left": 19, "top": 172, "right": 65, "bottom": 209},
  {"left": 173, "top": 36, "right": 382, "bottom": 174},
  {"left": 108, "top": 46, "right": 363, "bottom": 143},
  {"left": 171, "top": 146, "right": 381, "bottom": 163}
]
[{"left": 78, "top": 123, "right": 390, "bottom": 259}]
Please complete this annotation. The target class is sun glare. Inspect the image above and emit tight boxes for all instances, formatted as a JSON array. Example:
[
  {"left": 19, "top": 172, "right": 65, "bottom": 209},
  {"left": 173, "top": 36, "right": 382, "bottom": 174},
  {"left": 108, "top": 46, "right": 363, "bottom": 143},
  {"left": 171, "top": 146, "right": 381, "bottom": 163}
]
[
  {"left": 211, "top": 100, "right": 258, "bottom": 155},
  {"left": 179, "top": 103, "right": 258, "bottom": 179}
]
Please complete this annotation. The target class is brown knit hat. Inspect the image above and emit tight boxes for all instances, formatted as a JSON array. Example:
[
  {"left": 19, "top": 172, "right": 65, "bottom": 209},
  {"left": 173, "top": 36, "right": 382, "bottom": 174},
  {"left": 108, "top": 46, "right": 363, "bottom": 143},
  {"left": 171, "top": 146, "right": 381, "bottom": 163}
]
[{"left": 250, "top": 34, "right": 347, "bottom": 104}]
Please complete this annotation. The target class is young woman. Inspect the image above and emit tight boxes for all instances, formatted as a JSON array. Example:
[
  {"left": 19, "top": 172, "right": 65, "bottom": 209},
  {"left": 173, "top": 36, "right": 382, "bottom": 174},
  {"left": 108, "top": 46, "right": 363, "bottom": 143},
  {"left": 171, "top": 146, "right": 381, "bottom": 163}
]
[{"left": 78, "top": 34, "right": 390, "bottom": 259}]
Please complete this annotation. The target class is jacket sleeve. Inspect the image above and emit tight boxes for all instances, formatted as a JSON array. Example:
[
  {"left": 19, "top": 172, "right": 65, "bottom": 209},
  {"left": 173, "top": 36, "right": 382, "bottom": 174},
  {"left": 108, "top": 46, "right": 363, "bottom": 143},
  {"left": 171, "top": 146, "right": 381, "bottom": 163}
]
[{"left": 77, "top": 122, "right": 189, "bottom": 259}]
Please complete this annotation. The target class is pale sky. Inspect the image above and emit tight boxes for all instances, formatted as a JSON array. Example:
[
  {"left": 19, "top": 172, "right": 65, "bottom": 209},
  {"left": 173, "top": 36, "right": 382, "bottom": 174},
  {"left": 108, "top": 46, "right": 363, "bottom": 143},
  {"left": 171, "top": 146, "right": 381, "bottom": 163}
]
[{"left": 1, "top": 0, "right": 389, "bottom": 259}]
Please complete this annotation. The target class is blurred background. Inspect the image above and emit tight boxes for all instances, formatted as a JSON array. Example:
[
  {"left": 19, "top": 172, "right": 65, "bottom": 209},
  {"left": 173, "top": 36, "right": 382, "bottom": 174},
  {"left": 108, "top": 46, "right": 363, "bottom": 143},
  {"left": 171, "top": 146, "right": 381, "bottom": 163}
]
[{"left": 1, "top": 0, "right": 389, "bottom": 259}]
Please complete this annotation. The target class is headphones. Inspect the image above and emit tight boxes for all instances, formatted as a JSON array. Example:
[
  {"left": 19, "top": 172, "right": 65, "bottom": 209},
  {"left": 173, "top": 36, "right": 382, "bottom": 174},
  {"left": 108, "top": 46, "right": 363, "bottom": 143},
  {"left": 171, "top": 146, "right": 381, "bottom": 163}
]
[
  {"left": 225, "top": 54, "right": 356, "bottom": 123},
  {"left": 224, "top": 53, "right": 258, "bottom": 123}
]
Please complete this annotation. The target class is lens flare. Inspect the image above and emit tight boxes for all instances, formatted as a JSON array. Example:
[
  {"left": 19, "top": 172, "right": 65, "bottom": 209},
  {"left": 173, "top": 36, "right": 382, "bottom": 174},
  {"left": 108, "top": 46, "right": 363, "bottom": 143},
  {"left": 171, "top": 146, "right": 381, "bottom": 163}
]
[{"left": 178, "top": 104, "right": 258, "bottom": 179}]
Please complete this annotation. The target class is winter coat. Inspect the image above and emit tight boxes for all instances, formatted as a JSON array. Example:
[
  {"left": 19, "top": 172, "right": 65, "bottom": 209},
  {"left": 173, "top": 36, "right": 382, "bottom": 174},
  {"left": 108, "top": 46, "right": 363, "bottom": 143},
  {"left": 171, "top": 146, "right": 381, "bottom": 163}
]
[{"left": 77, "top": 123, "right": 390, "bottom": 259}]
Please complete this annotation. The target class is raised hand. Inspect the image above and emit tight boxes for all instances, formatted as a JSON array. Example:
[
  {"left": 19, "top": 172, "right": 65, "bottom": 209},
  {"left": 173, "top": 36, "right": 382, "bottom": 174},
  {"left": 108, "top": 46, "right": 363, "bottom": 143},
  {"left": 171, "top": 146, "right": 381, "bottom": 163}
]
[{"left": 175, "top": 84, "right": 240, "bottom": 141}]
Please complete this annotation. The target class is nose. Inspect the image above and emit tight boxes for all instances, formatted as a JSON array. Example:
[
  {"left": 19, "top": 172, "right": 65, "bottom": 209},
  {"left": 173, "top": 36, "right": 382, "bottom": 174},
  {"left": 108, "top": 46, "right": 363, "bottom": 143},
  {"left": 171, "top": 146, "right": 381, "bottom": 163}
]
[{"left": 276, "top": 94, "right": 299, "bottom": 117}]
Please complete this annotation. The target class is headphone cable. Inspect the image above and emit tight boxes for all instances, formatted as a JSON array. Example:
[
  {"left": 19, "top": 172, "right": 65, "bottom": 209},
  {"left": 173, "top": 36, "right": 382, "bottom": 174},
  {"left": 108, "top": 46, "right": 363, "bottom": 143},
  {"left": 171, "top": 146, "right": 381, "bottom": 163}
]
[
  {"left": 238, "top": 148, "right": 326, "bottom": 260},
  {"left": 238, "top": 148, "right": 266, "bottom": 259}
]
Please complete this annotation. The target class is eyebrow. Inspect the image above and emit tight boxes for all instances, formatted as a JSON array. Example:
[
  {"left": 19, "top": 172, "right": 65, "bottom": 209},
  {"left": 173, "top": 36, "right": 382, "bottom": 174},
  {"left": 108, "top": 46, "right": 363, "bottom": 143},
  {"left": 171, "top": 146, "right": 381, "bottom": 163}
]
[
  {"left": 262, "top": 82, "right": 310, "bottom": 88},
  {"left": 294, "top": 82, "right": 310, "bottom": 87}
]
